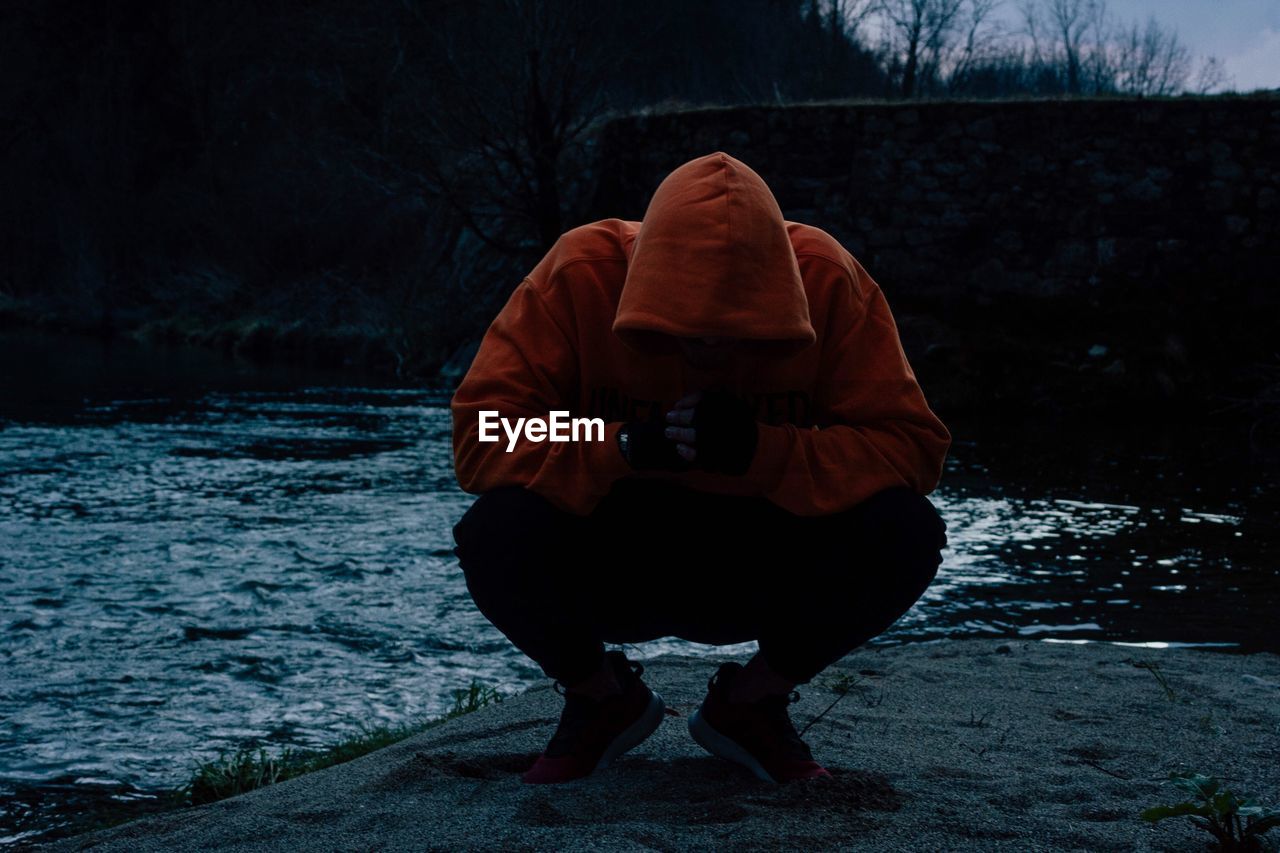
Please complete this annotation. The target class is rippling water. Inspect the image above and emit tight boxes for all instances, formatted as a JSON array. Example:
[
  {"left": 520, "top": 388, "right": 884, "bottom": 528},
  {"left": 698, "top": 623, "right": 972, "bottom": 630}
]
[{"left": 1, "top": 332, "right": 1276, "bottom": 846}]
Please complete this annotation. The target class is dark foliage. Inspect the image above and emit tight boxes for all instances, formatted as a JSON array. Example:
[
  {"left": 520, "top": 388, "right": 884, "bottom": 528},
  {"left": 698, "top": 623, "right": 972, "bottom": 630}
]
[{"left": 0, "top": 0, "right": 1228, "bottom": 377}]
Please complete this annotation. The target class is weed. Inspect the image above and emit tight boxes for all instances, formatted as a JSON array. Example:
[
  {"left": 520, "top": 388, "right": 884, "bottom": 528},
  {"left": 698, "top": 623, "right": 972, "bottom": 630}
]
[
  {"left": 824, "top": 673, "right": 861, "bottom": 695},
  {"left": 800, "top": 672, "right": 864, "bottom": 736},
  {"left": 448, "top": 681, "right": 504, "bottom": 717},
  {"left": 961, "top": 725, "right": 1012, "bottom": 760},
  {"left": 1198, "top": 712, "right": 1225, "bottom": 737},
  {"left": 179, "top": 679, "right": 504, "bottom": 806},
  {"left": 1132, "top": 660, "right": 1177, "bottom": 701},
  {"left": 1142, "top": 772, "right": 1280, "bottom": 851}
]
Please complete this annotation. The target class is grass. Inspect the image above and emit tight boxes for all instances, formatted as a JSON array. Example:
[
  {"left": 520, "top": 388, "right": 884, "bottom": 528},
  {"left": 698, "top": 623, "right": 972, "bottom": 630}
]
[
  {"left": 627, "top": 89, "right": 1280, "bottom": 120},
  {"left": 182, "top": 681, "right": 505, "bottom": 805},
  {"left": 1133, "top": 659, "right": 1178, "bottom": 702},
  {"left": 66, "top": 681, "right": 504, "bottom": 840}
]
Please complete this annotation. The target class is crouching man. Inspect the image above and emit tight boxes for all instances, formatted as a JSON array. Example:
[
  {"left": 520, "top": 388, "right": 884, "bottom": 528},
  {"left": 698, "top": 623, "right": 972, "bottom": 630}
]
[{"left": 451, "top": 152, "right": 950, "bottom": 785}]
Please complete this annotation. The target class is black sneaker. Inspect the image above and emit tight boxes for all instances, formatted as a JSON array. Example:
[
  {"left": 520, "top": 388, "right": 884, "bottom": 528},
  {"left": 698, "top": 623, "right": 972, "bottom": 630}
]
[
  {"left": 688, "top": 661, "right": 831, "bottom": 783},
  {"left": 522, "top": 650, "right": 665, "bottom": 784}
]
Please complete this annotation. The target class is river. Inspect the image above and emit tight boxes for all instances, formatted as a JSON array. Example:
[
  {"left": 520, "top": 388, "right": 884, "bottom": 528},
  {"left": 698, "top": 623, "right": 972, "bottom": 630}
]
[{"left": 1, "top": 330, "right": 1276, "bottom": 846}]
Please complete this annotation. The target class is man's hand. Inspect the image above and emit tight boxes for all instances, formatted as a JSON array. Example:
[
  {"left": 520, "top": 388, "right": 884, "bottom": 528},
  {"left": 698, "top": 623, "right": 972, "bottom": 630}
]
[
  {"left": 617, "top": 421, "right": 691, "bottom": 471},
  {"left": 665, "top": 390, "right": 759, "bottom": 475}
]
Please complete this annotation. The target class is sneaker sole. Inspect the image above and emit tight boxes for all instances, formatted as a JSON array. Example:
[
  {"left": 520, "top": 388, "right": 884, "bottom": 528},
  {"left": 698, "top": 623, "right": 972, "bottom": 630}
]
[
  {"left": 594, "top": 690, "right": 666, "bottom": 771},
  {"left": 688, "top": 708, "right": 777, "bottom": 783}
]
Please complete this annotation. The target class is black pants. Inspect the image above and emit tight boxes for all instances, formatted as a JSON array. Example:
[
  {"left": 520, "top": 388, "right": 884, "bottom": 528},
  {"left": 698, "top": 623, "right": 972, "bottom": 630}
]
[{"left": 452, "top": 479, "right": 947, "bottom": 686}]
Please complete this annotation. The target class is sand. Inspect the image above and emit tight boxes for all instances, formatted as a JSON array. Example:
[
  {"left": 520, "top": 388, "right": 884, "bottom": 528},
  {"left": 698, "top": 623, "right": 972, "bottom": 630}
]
[{"left": 38, "top": 639, "right": 1280, "bottom": 852}]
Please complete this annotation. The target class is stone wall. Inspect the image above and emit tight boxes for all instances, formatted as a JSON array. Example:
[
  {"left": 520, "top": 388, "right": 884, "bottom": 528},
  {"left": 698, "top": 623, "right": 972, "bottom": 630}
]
[{"left": 586, "top": 98, "right": 1280, "bottom": 425}]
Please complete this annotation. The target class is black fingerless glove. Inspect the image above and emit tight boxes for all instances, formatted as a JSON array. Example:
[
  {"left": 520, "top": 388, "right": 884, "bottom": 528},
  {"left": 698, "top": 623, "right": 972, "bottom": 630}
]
[
  {"left": 617, "top": 421, "right": 691, "bottom": 472},
  {"left": 691, "top": 391, "right": 759, "bottom": 475}
]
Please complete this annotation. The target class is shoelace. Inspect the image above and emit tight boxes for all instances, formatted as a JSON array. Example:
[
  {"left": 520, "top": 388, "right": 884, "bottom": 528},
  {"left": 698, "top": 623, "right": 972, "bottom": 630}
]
[
  {"left": 543, "top": 658, "right": 643, "bottom": 756},
  {"left": 754, "top": 691, "right": 812, "bottom": 756},
  {"left": 709, "top": 669, "right": 811, "bottom": 756}
]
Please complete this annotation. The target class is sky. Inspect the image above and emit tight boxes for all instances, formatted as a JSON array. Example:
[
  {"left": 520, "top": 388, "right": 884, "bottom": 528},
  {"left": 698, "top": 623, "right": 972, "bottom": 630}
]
[{"left": 989, "top": 0, "right": 1280, "bottom": 91}]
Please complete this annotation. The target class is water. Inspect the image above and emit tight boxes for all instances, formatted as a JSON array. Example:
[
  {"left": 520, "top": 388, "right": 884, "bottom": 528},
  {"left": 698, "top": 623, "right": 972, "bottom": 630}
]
[{"left": 1, "top": 331, "right": 1276, "bottom": 846}]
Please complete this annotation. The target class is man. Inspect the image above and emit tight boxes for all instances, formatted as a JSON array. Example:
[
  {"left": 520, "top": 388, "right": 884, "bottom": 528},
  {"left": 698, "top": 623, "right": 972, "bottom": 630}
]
[{"left": 451, "top": 151, "right": 950, "bottom": 785}]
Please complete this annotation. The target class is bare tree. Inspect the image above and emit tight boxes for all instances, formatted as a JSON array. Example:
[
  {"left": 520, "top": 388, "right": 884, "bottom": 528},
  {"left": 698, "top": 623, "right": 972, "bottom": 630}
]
[
  {"left": 825, "top": 0, "right": 879, "bottom": 40},
  {"left": 796, "top": 0, "right": 880, "bottom": 99},
  {"left": 876, "top": 0, "right": 967, "bottom": 98},
  {"left": 1020, "top": 0, "right": 1106, "bottom": 94},
  {"left": 1192, "top": 55, "right": 1231, "bottom": 94},
  {"left": 403, "top": 0, "right": 624, "bottom": 255},
  {"left": 944, "top": 0, "right": 1001, "bottom": 94},
  {"left": 1109, "top": 15, "right": 1192, "bottom": 96}
]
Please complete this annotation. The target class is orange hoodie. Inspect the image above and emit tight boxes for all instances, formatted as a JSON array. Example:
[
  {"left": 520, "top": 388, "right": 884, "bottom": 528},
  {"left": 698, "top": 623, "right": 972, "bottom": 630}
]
[{"left": 451, "top": 152, "right": 951, "bottom": 516}]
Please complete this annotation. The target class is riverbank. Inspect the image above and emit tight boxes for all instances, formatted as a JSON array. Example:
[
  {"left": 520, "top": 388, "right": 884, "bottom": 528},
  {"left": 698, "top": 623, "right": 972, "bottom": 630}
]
[
  {"left": 0, "top": 296, "right": 411, "bottom": 378},
  {"left": 38, "top": 640, "right": 1280, "bottom": 852},
  {"left": 6, "top": 313, "right": 1279, "bottom": 480}
]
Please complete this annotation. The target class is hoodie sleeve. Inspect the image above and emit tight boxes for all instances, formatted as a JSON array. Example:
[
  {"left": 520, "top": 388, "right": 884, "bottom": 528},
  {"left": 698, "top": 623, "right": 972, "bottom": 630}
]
[
  {"left": 740, "top": 264, "right": 951, "bottom": 516},
  {"left": 451, "top": 278, "right": 634, "bottom": 516}
]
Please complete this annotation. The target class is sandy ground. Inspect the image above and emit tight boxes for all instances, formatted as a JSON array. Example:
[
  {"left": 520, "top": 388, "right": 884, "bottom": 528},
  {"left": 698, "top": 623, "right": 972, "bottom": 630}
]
[{"left": 39, "top": 639, "right": 1280, "bottom": 852}]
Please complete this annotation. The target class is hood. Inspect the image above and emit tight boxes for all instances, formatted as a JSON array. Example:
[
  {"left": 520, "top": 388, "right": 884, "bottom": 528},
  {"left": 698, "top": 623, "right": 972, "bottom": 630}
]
[{"left": 613, "top": 152, "right": 817, "bottom": 358}]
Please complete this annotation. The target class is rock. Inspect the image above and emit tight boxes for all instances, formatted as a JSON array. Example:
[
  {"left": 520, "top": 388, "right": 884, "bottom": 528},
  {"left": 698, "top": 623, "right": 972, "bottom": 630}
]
[
  {"left": 438, "top": 338, "right": 481, "bottom": 384},
  {"left": 44, "top": 641, "right": 1280, "bottom": 853}
]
